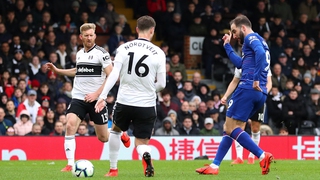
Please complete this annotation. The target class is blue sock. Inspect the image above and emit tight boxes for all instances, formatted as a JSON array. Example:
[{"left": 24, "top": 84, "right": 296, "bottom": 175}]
[
  {"left": 230, "top": 127, "right": 263, "bottom": 158},
  {"left": 212, "top": 132, "right": 233, "bottom": 166}
]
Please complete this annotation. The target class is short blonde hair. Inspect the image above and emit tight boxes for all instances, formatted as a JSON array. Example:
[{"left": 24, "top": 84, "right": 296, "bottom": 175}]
[{"left": 80, "top": 23, "right": 96, "bottom": 34}]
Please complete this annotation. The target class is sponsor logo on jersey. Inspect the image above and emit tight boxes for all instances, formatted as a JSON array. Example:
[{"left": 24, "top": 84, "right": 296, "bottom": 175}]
[
  {"left": 76, "top": 64, "right": 102, "bottom": 77},
  {"left": 77, "top": 67, "right": 94, "bottom": 73}
]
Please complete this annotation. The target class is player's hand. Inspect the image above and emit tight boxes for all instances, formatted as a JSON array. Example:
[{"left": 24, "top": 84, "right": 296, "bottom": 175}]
[
  {"left": 221, "top": 96, "right": 228, "bottom": 105},
  {"left": 253, "top": 81, "right": 262, "bottom": 92},
  {"left": 46, "top": 63, "right": 58, "bottom": 72},
  {"left": 84, "top": 92, "right": 98, "bottom": 103},
  {"left": 95, "top": 98, "right": 106, "bottom": 113},
  {"left": 222, "top": 30, "right": 232, "bottom": 46}
]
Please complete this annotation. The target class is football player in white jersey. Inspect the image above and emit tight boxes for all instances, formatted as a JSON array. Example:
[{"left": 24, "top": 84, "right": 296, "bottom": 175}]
[
  {"left": 95, "top": 16, "right": 166, "bottom": 177},
  {"left": 221, "top": 68, "right": 272, "bottom": 165},
  {"left": 46, "top": 23, "right": 130, "bottom": 173}
]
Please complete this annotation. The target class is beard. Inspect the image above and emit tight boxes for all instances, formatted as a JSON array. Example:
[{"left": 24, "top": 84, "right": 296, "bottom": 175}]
[{"left": 239, "top": 31, "right": 245, "bottom": 45}]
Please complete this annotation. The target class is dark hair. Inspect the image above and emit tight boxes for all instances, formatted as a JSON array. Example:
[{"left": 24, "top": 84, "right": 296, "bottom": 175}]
[
  {"left": 137, "top": 15, "right": 156, "bottom": 31},
  {"left": 160, "top": 88, "right": 172, "bottom": 97},
  {"left": 230, "top": 15, "right": 252, "bottom": 28}
]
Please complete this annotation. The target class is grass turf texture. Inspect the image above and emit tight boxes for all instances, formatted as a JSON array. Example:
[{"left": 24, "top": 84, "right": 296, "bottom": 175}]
[{"left": 0, "top": 160, "right": 318, "bottom": 180}]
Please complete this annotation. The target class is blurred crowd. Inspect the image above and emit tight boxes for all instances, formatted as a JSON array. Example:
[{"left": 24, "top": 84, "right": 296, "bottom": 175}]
[{"left": 0, "top": 0, "right": 320, "bottom": 137}]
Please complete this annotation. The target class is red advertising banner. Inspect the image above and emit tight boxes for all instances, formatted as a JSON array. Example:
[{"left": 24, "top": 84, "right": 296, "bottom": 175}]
[{"left": 0, "top": 136, "right": 319, "bottom": 161}]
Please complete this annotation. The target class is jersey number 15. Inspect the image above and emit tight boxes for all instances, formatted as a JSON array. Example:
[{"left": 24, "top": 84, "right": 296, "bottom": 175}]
[{"left": 127, "top": 52, "right": 149, "bottom": 77}]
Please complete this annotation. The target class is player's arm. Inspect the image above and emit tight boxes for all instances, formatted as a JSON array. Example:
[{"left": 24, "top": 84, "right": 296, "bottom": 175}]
[
  {"left": 99, "top": 60, "right": 121, "bottom": 100},
  {"left": 223, "top": 44, "right": 242, "bottom": 68},
  {"left": 155, "top": 52, "right": 167, "bottom": 92},
  {"left": 267, "top": 73, "right": 272, "bottom": 93},
  {"left": 46, "top": 63, "right": 76, "bottom": 77},
  {"left": 248, "top": 37, "right": 265, "bottom": 81}
]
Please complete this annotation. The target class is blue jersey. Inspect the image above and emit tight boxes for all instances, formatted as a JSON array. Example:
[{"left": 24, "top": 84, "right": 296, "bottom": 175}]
[{"left": 224, "top": 33, "right": 270, "bottom": 95}]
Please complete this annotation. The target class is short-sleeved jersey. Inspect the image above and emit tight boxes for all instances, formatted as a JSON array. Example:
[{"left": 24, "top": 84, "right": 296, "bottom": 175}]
[
  {"left": 238, "top": 33, "right": 270, "bottom": 95},
  {"left": 72, "top": 45, "right": 112, "bottom": 100},
  {"left": 114, "top": 38, "right": 166, "bottom": 107},
  {"left": 234, "top": 68, "right": 272, "bottom": 79}
]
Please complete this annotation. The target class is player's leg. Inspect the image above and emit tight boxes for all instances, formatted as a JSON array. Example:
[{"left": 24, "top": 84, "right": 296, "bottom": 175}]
[
  {"left": 132, "top": 106, "right": 156, "bottom": 177},
  {"left": 232, "top": 141, "right": 244, "bottom": 164},
  {"left": 62, "top": 100, "right": 86, "bottom": 171},
  {"left": 247, "top": 120, "right": 261, "bottom": 164},
  {"left": 104, "top": 103, "right": 132, "bottom": 177}
]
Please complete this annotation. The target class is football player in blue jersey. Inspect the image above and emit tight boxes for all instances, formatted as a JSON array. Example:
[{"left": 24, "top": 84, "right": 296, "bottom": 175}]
[{"left": 196, "top": 15, "right": 273, "bottom": 175}]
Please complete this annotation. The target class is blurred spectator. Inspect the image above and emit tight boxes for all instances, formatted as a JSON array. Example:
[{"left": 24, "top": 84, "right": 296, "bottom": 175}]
[
  {"left": 31, "top": 0, "right": 48, "bottom": 25},
  {"left": 55, "top": 23, "right": 71, "bottom": 45},
  {"left": 277, "top": 53, "right": 292, "bottom": 77},
  {"left": 147, "top": 0, "right": 166, "bottom": 17},
  {"left": 200, "top": 4, "right": 214, "bottom": 30},
  {"left": 154, "top": 116, "right": 180, "bottom": 136},
  {"left": 58, "top": 82, "right": 72, "bottom": 106},
  {"left": 295, "top": 57, "right": 309, "bottom": 76},
  {"left": 170, "top": 70, "right": 185, "bottom": 97},
  {"left": 28, "top": 56, "right": 41, "bottom": 80},
  {"left": 208, "top": 12, "right": 228, "bottom": 37},
  {"left": 70, "top": 1, "right": 82, "bottom": 27},
  {"left": 76, "top": 123, "right": 89, "bottom": 136},
  {"left": 171, "top": 89, "right": 185, "bottom": 107},
  {"left": 183, "top": 81, "right": 196, "bottom": 102},
  {"left": 310, "top": 66, "right": 320, "bottom": 84},
  {"left": 178, "top": 116, "right": 200, "bottom": 135},
  {"left": 107, "top": 25, "right": 127, "bottom": 55},
  {"left": 177, "top": 101, "right": 192, "bottom": 122},
  {"left": 208, "top": 108, "right": 224, "bottom": 135},
  {"left": 278, "top": 126, "right": 289, "bottom": 135},
  {"left": 43, "top": 31, "right": 58, "bottom": 58},
  {"left": 16, "top": 89, "right": 43, "bottom": 123},
  {"left": 271, "top": 63, "right": 288, "bottom": 92},
  {"left": 298, "top": 0, "right": 319, "bottom": 23},
  {"left": 271, "top": 0, "right": 293, "bottom": 24},
  {"left": 191, "top": 0, "right": 204, "bottom": 14},
  {"left": 167, "top": 109, "right": 181, "bottom": 130},
  {"left": 306, "top": 88, "right": 320, "bottom": 127},
  {"left": 191, "top": 110, "right": 204, "bottom": 130},
  {"left": 25, "top": 13, "right": 38, "bottom": 34},
  {"left": 250, "top": 0, "right": 272, "bottom": 25},
  {"left": 267, "top": 86, "right": 284, "bottom": 131},
  {"left": 300, "top": 71, "right": 313, "bottom": 97},
  {"left": 260, "top": 124, "right": 274, "bottom": 135},
  {"left": 270, "top": 36, "right": 285, "bottom": 65},
  {"left": 13, "top": 109, "right": 33, "bottom": 136},
  {"left": 302, "top": 44, "right": 318, "bottom": 67},
  {"left": 38, "top": 11, "right": 53, "bottom": 32},
  {"left": 87, "top": 1, "right": 100, "bottom": 23},
  {"left": 37, "top": 82, "right": 53, "bottom": 105},
  {"left": 282, "top": 89, "right": 307, "bottom": 134},
  {"left": 0, "top": 23, "right": 12, "bottom": 44},
  {"left": 5, "top": 10, "right": 19, "bottom": 35},
  {"left": 62, "top": 13, "right": 77, "bottom": 34},
  {"left": 6, "top": 126, "right": 15, "bottom": 136},
  {"left": 1, "top": 42, "right": 14, "bottom": 68},
  {"left": 295, "top": 14, "right": 314, "bottom": 39},
  {"left": 58, "top": 114, "right": 67, "bottom": 130},
  {"left": 11, "top": 88, "right": 23, "bottom": 107},
  {"left": 27, "top": 36, "right": 40, "bottom": 56},
  {"left": 42, "top": 109, "right": 55, "bottom": 135},
  {"left": 15, "top": 0, "right": 28, "bottom": 22},
  {"left": 283, "top": 43, "right": 297, "bottom": 64},
  {"left": 0, "top": 107, "right": 13, "bottom": 135},
  {"left": 5, "top": 100, "right": 16, "bottom": 124},
  {"left": 56, "top": 42, "right": 69, "bottom": 69},
  {"left": 26, "top": 123, "right": 43, "bottom": 136},
  {"left": 164, "top": 13, "right": 186, "bottom": 54},
  {"left": 66, "top": 34, "right": 79, "bottom": 55},
  {"left": 103, "top": 2, "right": 119, "bottom": 29},
  {"left": 95, "top": 16, "right": 110, "bottom": 35},
  {"left": 200, "top": 117, "right": 220, "bottom": 136},
  {"left": 157, "top": 1, "right": 175, "bottom": 40},
  {"left": 113, "top": 14, "right": 132, "bottom": 37},
  {"left": 169, "top": 53, "right": 187, "bottom": 82},
  {"left": 202, "top": 28, "right": 224, "bottom": 79},
  {"left": 182, "top": 2, "right": 199, "bottom": 28},
  {"left": 47, "top": 70, "right": 63, "bottom": 99},
  {"left": 34, "top": 61, "right": 48, "bottom": 84},
  {"left": 188, "top": 15, "right": 207, "bottom": 36},
  {"left": 198, "top": 84, "right": 211, "bottom": 102},
  {"left": 253, "top": 16, "right": 270, "bottom": 37},
  {"left": 50, "top": 121, "right": 65, "bottom": 136},
  {"left": 17, "top": 20, "right": 32, "bottom": 45},
  {"left": 159, "top": 88, "right": 179, "bottom": 115},
  {"left": 10, "top": 35, "right": 26, "bottom": 54}
]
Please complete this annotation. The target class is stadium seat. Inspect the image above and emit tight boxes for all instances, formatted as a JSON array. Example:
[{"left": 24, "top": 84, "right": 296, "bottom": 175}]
[{"left": 297, "top": 120, "right": 317, "bottom": 135}]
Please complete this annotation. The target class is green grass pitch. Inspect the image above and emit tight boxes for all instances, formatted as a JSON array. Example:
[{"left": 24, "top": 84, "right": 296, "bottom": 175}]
[{"left": 0, "top": 160, "right": 319, "bottom": 180}]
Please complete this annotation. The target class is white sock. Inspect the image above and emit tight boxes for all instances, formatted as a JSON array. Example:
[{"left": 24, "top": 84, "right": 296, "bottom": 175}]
[
  {"left": 235, "top": 141, "right": 243, "bottom": 160},
  {"left": 136, "top": 145, "right": 151, "bottom": 158},
  {"left": 249, "top": 131, "right": 261, "bottom": 158},
  {"left": 210, "top": 163, "right": 219, "bottom": 169},
  {"left": 109, "top": 131, "right": 121, "bottom": 170},
  {"left": 64, "top": 135, "right": 75, "bottom": 165},
  {"left": 259, "top": 152, "right": 265, "bottom": 161}
]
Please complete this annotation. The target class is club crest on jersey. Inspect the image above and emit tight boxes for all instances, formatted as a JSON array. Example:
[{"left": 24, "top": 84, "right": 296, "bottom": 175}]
[{"left": 248, "top": 35, "right": 258, "bottom": 44}]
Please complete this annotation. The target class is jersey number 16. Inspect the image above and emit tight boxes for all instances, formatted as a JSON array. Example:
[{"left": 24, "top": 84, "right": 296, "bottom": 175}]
[{"left": 127, "top": 52, "right": 149, "bottom": 77}]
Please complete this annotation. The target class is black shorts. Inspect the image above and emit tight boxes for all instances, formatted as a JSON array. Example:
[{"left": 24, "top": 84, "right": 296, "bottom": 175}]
[
  {"left": 66, "top": 99, "right": 108, "bottom": 125},
  {"left": 249, "top": 104, "right": 265, "bottom": 123},
  {"left": 112, "top": 102, "right": 156, "bottom": 139}
]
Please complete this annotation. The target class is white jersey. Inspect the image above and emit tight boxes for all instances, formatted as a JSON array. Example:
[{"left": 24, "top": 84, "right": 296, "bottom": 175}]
[
  {"left": 72, "top": 45, "right": 112, "bottom": 100},
  {"left": 234, "top": 68, "right": 272, "bottom": 78},
  {"left": 114, "top": 39, "right": 166, "bottom": 107}
]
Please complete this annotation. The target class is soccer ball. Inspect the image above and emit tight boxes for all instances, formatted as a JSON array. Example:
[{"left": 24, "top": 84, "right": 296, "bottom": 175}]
[{"left": 72, "top": 160, "right": 94, "bottom": 178}]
